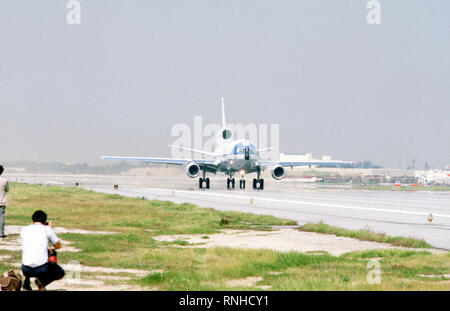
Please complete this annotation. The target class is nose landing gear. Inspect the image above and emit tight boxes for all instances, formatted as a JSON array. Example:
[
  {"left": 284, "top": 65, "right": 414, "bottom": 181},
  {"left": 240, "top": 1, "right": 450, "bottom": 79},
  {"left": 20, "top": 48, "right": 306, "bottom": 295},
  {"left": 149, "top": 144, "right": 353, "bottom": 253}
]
[{"left": 239, "top": 179, "right": 246, "bottom": 189}]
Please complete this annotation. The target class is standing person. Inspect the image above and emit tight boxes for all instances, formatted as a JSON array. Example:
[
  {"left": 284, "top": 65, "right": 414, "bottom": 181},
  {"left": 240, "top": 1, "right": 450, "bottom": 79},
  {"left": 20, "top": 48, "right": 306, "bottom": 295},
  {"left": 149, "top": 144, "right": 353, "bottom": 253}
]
[
  {"left": 0, "top": 165, "right": 9, "bottom": 238},
  {"left": 20, "top": 210, "right": 65, "bottom": 291}
]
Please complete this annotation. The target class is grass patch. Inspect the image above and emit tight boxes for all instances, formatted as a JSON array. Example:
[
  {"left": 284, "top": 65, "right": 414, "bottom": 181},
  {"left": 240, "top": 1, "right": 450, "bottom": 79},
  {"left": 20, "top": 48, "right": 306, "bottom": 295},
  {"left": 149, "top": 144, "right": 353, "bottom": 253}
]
[
  {"left": 298, "top": 222, "right": 432, "bottom": 249},
  {"left": 6, "top": 182, "right": 296, "bottom": 235},
  {"left": 166, "top": 240, "right": 191, "bottom": 246}
]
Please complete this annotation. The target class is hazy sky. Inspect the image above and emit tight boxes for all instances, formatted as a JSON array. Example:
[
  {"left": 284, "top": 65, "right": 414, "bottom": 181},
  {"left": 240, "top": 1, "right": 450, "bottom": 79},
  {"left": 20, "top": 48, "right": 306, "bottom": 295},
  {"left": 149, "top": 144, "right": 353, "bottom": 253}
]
[{"left": 0, "top": 1, "right": 449, "bottom": 168}]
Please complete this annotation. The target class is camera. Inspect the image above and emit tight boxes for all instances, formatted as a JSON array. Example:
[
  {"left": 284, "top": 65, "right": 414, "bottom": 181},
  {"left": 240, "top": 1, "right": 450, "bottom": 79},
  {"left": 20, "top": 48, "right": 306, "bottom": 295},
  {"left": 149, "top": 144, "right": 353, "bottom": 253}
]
[{"left": 48, "top": 248, "right": 57, "bottom": 264}]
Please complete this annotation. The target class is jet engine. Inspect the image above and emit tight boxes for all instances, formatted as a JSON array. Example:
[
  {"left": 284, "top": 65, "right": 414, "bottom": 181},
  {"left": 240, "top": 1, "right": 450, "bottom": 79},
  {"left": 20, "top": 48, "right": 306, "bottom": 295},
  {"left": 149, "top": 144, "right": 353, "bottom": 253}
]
[
  {"left": 185, "top": 163, "right": 201, "bottom": 178},
  {"left": 271, "top": 165, "right": 285, "bottom": 180},
  {"left": 222, "top": 128, "right": 232, "bottom": 140}
]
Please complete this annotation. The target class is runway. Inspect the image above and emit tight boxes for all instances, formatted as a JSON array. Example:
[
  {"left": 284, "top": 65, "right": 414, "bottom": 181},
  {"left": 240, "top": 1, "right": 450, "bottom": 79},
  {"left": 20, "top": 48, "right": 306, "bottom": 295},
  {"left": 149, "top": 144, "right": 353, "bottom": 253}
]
[{"left": 7, "top": 173, "right": 450, "bottom": 250}]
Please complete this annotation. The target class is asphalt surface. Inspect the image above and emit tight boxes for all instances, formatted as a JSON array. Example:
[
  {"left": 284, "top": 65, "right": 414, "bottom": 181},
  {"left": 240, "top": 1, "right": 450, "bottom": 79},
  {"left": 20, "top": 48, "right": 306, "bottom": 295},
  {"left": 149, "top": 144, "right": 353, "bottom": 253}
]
[{"left": 7, "top": 173, "right": 450, "bottom": 250}]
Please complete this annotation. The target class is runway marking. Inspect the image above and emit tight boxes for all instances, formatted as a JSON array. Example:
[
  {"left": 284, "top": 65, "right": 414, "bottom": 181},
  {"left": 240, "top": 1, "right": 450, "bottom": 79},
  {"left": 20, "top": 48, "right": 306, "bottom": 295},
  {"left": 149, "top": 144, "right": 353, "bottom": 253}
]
[
  {"left": 46, "top": 181, "right": 65, "bottom": 185},
  {"left": 140, "top": 187, "right": 450, "bottom": 219}
]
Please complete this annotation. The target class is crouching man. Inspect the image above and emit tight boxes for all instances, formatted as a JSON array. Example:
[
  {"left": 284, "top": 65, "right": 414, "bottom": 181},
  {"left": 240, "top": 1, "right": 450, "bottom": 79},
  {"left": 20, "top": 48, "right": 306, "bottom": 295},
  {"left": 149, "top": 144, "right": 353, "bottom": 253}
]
[{"left": 20, "top": 210, "right": 65, "bottom": 291}]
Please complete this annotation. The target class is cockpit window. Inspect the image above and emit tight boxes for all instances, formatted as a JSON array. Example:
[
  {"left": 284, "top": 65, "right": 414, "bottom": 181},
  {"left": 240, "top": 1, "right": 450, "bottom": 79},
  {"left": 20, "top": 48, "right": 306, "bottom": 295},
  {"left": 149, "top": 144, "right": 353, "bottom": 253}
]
[{"left": 233, "top": 142, "right": 256, "bottom": 155}]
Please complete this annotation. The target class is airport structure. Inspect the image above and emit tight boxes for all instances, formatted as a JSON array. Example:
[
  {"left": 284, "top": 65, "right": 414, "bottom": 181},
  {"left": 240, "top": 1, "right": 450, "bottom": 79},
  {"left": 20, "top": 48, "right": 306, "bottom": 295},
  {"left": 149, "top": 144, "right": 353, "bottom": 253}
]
[
  {"left": 279, "top": 153, "right": 449, "bottom": 185},
  {"left": 280, "top": 153, "right": 338, "bottom": 166}
]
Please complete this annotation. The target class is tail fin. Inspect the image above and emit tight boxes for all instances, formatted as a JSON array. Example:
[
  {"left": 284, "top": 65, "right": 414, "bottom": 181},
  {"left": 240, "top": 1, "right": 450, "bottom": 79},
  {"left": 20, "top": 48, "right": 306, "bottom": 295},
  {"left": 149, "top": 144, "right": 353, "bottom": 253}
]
[
  {"left": 220, "top": 97, "right": 232, "bottom": 140},
  {"left": 221, "top": 97, "right": 226, "bottom": 129}
]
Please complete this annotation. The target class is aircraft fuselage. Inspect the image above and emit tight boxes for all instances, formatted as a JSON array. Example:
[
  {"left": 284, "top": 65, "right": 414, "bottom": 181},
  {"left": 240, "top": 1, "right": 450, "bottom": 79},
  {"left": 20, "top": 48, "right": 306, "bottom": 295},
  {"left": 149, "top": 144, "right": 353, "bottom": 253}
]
[{"left": 214, "top": 139, "right": 260, "bottom": 176}]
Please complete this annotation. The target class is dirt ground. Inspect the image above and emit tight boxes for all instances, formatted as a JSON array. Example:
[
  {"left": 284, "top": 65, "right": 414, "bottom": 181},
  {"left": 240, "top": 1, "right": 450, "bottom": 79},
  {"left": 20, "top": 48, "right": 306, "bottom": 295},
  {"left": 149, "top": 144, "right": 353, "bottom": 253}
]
[
  {"left": 153, "top": 228, "right": 445, "bottom": 256},
  {"left": 1, "top": 225, "right": 445, "bottom": 290}
]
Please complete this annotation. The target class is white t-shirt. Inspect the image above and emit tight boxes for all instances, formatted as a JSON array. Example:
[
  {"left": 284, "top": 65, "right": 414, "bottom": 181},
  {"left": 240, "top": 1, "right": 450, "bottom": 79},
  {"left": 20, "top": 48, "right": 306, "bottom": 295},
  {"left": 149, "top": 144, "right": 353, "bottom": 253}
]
[
  {"left": 0, "top": 176, "right": 8, "bottom": 206},
  {"left": 20, "top": 223, "right": 60, "bottom": 268}
]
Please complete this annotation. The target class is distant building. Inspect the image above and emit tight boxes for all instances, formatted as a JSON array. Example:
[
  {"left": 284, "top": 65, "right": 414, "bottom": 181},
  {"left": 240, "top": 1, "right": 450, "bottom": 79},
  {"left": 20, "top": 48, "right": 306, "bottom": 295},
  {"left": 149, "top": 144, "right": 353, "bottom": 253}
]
[
  {"left": 279, "top": 153, "right": 312, "bottom": 162},
  {"left": 279, "top": 153, "right": 351, "bottom": 168}
]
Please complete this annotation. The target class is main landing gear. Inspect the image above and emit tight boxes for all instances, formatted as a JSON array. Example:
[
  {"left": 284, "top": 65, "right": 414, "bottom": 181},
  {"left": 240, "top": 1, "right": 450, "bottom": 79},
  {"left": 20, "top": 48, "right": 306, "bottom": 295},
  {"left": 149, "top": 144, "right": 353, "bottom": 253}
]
[
  {"left": 252, "top": 169, "right": 264, "bottom": 190},
  {"left": 198, "top": 172, "right": 263, "bottom": 190},
  {"left": 199, "top": 171, "right": 210, "bottom": 189},
  {"left": 227, "top": 177, "right": 235, "bottom": 190},
  {"left": 199, "top": 177, "right": 210, "bottom": 189},
  {"left": 252, "top": 178, "right": 264, "bottom": 190}
]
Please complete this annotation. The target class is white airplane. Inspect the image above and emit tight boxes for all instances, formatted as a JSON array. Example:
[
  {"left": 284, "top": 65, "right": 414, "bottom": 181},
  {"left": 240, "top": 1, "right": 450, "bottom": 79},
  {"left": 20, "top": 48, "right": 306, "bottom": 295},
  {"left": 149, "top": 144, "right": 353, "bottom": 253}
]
[
  {"left": 102, "top": 98, "right": 353, "bottom": 190},
  {"left": 417, "top": 170, "right": 450, "bottom": 185}
]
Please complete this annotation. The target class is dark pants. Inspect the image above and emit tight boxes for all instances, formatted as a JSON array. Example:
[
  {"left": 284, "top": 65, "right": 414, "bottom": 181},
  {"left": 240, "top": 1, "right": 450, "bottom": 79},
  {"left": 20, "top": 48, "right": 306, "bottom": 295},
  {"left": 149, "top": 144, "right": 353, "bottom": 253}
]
[
  {"left": 0, "top": 206, "right": 5, "bottom": 236},
  {"left": 22, "top": 263, "right": 65, "bottom": 287}
]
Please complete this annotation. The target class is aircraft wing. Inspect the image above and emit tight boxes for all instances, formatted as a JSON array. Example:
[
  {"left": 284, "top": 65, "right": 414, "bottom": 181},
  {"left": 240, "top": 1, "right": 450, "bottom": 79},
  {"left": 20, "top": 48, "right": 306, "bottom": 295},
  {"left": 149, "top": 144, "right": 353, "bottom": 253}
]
[
  {"left": 101, "top": 156, "right": 216, "bottom": 166},
  {"left": 101, "top": 156, "right": 220, "bottom": 174},
  {"left": 257, "top": 160, "right": 354, "bottom": 168}
]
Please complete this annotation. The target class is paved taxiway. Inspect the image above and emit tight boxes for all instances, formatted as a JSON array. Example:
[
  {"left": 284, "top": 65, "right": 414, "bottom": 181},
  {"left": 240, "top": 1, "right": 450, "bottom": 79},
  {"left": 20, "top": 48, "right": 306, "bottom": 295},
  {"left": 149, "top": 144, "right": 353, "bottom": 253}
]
[{"left": 7, "top": 173, "right": 450, "bottom": 250}]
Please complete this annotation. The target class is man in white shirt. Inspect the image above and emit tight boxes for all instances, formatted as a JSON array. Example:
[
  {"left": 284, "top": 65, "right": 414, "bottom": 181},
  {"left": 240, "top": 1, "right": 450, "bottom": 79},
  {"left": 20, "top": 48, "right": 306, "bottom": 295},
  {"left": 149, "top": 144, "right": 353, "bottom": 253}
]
[
  {"left": 0, "top": 165, "right": 9, "bottom": 238},
  {"left": 20, "top": 210, "right": 65, "bottom": 291}
]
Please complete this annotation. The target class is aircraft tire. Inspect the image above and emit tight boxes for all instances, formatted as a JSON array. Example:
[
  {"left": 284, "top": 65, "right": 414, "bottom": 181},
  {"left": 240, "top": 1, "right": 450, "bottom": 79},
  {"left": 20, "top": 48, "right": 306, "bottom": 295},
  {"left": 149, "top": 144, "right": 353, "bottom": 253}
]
[
  {"left": 199, "top": 178, "right": 203, "bottom": 189},
  {"left": 231, "top": 178, "right": 235, "bottom": 189},
  {"left": 206, "top": 178, "right": 210, "bottom": 189}
]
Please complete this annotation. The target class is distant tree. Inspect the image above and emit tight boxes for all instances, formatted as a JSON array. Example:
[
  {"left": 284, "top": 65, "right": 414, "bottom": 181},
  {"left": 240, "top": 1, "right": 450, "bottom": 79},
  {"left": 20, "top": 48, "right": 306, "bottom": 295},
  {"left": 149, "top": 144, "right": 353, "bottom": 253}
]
[{"left": 4, "top": 161, "right": 142, "bottom": 175}]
